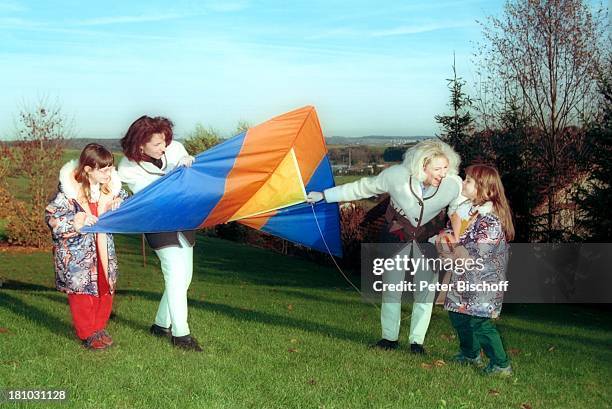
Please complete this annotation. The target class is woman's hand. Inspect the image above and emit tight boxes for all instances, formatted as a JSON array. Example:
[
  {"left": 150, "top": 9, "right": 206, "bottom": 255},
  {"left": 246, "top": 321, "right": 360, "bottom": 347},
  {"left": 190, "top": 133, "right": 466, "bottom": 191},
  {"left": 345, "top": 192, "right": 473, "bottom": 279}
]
[
  {"left": 306, "top": 191, "right": 324, "bottom": 203},
  {"left": 105, "top": 197, "right": 123, "bottom": 212},
  {"left": 178, "top": 155, "right": 195, "bottom": 168},
  {"left": 74, "top": 212, "right": 98, "bottom": 232}
]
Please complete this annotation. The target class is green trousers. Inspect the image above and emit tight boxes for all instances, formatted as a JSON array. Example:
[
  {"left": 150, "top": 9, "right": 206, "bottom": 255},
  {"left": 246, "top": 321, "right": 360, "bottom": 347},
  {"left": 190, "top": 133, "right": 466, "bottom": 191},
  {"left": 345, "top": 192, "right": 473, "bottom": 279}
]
[{"left": 448, "top": 311, "right": 509, "bottom": 368}]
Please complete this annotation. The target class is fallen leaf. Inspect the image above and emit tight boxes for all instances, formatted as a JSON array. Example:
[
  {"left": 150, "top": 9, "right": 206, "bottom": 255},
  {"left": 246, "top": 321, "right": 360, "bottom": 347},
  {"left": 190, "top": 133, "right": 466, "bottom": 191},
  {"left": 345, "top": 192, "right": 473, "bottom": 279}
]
[
  {"left": 508, "top": 348, "right": 521, "bottom": 356},
  {"left": 520, "top": 404, "right": 533, "bottom": 409},
  {"left": 287, "top": 304, "right": 294, "bottom": 311},
  {"left": 434, "top": 359, "right": 446, "bottom": 367},
  {"left": 547, "top": 346, "right": 556, "bottom": 352},
  {"left": 440, "top": 334, "right": 456, "bottom": 341},
  {"left": 290, "top": 339, "right": 298, "bottom": 344},
  {"left": 288, "top": 348, "right": 298, "bottom": 353},
  {"left": 420, "top": 363, "right": 432, "bottom": 370},
  {"left": 488, "top": 389, "right": 500, "bottom": 396},
  {"left": 0, "top": 328, "right": 9, "bottom": 334}
]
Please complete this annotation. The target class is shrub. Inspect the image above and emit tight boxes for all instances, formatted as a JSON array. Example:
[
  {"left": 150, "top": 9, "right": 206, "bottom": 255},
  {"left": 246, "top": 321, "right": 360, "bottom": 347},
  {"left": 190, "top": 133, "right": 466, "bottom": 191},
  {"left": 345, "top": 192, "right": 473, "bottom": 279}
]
[
  {"left": 4, "top": 100, "right": 67, "bottom": 247},
  {"left": 183, "top": 123, "right": 221, "bottom": 156}
]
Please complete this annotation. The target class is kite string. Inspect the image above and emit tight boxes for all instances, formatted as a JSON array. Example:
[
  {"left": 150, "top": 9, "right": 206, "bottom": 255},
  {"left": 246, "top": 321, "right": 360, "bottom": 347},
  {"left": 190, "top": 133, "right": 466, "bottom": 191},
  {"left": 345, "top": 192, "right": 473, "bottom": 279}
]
[{"left": 309, "top": 203, "right": 381, "bottom": 313}]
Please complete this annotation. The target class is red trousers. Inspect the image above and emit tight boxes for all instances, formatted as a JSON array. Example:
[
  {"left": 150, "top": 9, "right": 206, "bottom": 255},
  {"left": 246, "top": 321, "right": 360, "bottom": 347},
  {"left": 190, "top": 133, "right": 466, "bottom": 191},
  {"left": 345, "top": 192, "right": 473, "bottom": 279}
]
[{"left": 67, "top": 202, "right": 114, "bottom": 340}]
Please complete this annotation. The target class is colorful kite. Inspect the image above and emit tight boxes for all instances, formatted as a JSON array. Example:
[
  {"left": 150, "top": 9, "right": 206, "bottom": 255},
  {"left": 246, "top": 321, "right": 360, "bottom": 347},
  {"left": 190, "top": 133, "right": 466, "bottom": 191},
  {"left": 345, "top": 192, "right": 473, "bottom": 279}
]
[{"left": 85, "top": 106, "right": 342, "bottom": 256}]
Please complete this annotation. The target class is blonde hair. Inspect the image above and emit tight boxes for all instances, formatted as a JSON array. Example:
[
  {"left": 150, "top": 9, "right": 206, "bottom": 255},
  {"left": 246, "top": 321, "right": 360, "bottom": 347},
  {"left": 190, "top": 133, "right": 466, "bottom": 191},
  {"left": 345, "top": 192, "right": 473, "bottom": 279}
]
[
  {"left": 402, "top": 139, "right": 460, "bottom": 182},
  {"left": 465, "top": 164, "right": 515, "bottom": 241}
]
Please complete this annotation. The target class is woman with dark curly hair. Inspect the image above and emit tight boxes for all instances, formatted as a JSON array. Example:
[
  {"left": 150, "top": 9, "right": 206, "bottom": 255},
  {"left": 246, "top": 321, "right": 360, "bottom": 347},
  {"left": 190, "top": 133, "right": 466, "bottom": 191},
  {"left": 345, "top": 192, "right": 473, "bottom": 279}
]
[{"left": 118, "top": 115, "right": 202, "bottom": 352}]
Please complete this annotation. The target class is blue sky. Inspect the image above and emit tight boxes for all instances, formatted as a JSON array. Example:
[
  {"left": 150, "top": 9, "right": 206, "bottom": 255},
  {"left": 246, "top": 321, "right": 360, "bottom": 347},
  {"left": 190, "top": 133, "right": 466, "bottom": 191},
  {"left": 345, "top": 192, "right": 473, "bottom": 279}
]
[{"left": 0, "top": 0, "right": 508, "bottom": 139}]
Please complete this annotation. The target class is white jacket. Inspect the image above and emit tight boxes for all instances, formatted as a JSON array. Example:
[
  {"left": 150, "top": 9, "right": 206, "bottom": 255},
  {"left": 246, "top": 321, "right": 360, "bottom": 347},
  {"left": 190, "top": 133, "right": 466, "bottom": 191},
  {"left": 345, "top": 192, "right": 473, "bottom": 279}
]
[
  {"left": 117, "top": 141, "right": 190, "bottom": 194},
  {"left": 324, "top": 164, "right": 462, "bottom": 228}
]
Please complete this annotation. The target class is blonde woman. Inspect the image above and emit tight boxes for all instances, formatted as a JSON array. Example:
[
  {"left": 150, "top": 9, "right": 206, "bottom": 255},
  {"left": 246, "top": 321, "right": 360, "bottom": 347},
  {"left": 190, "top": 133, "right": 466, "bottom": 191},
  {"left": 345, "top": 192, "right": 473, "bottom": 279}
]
[{"left": 308, "top": 139, "right": 462, "bottom": 354}]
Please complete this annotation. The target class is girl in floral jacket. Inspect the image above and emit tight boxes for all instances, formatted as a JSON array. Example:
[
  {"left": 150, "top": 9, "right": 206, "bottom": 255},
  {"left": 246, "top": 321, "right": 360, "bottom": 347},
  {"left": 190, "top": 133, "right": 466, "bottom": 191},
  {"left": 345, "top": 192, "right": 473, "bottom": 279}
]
[
  {"left": 45, "top": 143, "right": 127, "bottom": 350},
  {"left": 438, "top": 164, "right": 515, "bottom": 376}
]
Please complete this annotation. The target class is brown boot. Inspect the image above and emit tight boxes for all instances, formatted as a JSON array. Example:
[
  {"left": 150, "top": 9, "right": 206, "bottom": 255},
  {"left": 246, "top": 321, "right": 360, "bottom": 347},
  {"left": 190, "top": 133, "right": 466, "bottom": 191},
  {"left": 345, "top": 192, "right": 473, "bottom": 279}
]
[
  {"left": 96, "top": 330, "right": 113, "bottom": 347},
  {"left": 83, "top": 334, "right": 108, "bottom": 350}
]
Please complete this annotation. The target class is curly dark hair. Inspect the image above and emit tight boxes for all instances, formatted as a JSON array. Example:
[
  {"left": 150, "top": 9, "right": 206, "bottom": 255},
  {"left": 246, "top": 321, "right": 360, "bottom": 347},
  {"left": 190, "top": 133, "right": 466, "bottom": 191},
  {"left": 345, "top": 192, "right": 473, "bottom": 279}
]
[{"left": 120, "top": 115, "right": 174, "bottom": 161}]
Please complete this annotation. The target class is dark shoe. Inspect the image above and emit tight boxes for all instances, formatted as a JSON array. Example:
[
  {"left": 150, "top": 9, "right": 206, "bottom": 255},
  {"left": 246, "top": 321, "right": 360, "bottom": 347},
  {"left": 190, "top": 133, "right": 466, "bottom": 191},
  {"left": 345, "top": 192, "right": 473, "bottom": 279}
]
[
  {"left": 150, "top": 324, "right": 171, "bottom": 338},
  {"left": 96, "top": 329, "right": 113, "bottom": 347},
  {"left": 484, "top": 363, "right": 513, "bottom": 377},
  {"left": 410, "top": 343, "right": 426, "bottom": 354},
  {"left": 452, "top": 352, "right": 483, "bottom": 366},
  {"left": 371, "top": 339, "right": 399, "bottom": 350},
  {"left": 83, "top": 334, "right": 108, "bottom": 350},
  {"left": 172, "top": 335, "right": 203, "bottom": 352}
]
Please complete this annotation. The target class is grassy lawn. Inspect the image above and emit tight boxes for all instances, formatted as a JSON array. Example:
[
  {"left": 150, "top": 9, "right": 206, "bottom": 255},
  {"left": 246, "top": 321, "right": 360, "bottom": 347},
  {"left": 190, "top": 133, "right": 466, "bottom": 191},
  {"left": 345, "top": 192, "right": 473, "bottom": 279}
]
[
  {"left": 1, "top": 234, "right": 610, "bottom": 409},
  {"left": 334, "top": 175, "right": 363, "bottom": 185}
]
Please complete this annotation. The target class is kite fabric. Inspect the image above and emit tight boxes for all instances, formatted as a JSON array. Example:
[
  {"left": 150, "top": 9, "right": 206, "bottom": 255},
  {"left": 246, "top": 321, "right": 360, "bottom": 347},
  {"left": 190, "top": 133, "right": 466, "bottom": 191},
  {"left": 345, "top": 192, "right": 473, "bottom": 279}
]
[{"left": 83, "top": 106, "right": 342, "bottom": 256}]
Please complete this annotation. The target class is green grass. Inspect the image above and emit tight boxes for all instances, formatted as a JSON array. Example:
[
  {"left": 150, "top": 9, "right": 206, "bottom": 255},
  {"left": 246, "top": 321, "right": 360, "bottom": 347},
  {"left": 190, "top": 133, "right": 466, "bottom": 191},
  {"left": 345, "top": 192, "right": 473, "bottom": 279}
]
[
  {"left": 1, "top": 235, "right": 610, "bottom": 408},
  {"left": 334, "top": 175, "right": 362, "bottom": 185}
]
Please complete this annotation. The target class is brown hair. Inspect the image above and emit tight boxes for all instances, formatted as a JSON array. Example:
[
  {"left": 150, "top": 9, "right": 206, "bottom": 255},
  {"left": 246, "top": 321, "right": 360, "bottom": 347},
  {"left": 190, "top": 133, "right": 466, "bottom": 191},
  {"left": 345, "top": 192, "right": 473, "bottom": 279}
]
[
  {"left": 74, "top": 143, "right": 115, "bottom": 201},
  {"left": 120, "top": 115, "right": 174, "bottom": 161},
  {"left": 465, "top": 164, "right": 515, "bottom": 241}
]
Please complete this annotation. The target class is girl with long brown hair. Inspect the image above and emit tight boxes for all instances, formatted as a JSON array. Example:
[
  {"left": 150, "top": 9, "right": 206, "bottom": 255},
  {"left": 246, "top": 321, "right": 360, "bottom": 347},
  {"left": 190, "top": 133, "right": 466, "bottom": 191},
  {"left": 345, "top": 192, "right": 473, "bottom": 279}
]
[
  {"left": 45, "top": 143, "right": 127, "bottom": 350},
  {"left": 438, "top": 164, "right": 514, "bottom": 376}
]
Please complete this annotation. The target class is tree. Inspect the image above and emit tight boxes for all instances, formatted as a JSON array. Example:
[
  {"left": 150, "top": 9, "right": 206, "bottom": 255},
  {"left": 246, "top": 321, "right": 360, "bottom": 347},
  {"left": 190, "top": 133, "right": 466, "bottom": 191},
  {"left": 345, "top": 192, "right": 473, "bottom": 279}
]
[
  {"left": 435, "top": 54, "right": 476, "bottom": 168},
  {"left": 383, "top": 146, "right": 407, "bottom": 162},
  {"left": 575, "top": 58, "right": 612, "bottom": 241},
  {"left": 476, "top": 0, "right": 607, "bottom": 241},
  {"left": 232, "top": 120, "right": 250, "bottom": 136},
  {"left": 183, "top": 123, "right": 221, "bottom": 156},
  {"left": 6, "top": 98, "right": 68, "bottom": 247}
]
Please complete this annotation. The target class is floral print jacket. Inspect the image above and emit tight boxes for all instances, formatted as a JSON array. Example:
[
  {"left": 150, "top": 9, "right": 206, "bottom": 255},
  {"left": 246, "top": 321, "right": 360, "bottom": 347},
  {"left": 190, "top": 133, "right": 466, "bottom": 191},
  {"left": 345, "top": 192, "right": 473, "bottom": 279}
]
[
  {"left": 444, "top": 213, "right": 509, "bottom": 318},
  {"left": 45, "top": 160, "right": 128, "bottom": 295}
]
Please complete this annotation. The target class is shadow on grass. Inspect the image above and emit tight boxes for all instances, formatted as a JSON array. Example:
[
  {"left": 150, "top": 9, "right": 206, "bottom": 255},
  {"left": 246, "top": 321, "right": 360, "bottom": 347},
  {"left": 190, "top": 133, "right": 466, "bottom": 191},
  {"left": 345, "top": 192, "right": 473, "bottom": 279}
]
[
  {"left": 271, "top": 288, "right": 361, "bottom": 307},
  {"left": 0, "top": 291, "right": 73, "bottom": 341},
  {"left": 118, "top": 289, "right": 370, "bottom": 345},
  {"left": 498, "top": 320, "right": 612, "bottom": 353},
  {"left": 1, "top": 280, "right": 54, "bottom": 292},
  {"left": 503, "top": 304, "right": 612, "bottom": 330}
]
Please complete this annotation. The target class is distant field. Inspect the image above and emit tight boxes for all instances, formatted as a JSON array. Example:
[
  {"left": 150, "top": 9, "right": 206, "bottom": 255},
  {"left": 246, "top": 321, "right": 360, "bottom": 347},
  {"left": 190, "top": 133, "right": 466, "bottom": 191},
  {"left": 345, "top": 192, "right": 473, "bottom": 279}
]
[{"left": 333, "top": 175, "right": 362, "bottom": 185}]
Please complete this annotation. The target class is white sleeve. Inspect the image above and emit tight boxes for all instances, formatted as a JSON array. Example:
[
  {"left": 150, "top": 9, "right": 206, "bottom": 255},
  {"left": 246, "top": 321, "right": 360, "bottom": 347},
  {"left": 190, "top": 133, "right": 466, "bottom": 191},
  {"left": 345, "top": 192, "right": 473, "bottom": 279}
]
[
  {"left": 173, "top": 140, "right": 189, "bottom": 158},
  {"left": 165, "top": 141, "right": 190, "bottom": 170},
  {"left": 323, "top": 169, "right": 391, "bottom": 203},
  {"left": 449, "top": 193, "right": 468, "bottom": 215},
  {"left": 118, "top": 160, "right": 153, "bottom": 194}
]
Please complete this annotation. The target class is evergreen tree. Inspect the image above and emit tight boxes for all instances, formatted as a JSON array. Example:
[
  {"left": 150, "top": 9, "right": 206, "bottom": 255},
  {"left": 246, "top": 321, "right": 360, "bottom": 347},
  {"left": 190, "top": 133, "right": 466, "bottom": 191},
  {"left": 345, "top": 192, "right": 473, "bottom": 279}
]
[
  {"left": 576, "top": 64, "right": 612, "bottom": 241},
  {"left": 435, "top": 54, "right": 476, "bottom": 168}
]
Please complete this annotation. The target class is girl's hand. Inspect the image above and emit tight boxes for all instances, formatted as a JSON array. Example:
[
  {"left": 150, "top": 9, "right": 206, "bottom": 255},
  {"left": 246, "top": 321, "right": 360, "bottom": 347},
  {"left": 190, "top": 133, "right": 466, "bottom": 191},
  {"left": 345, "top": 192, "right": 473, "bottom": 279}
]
[
  {"left": 74, "top": 212, "right": 98, "bottom": 232},
  {"left": 178, "top": 155, "right": 195, "bottom": 167}
]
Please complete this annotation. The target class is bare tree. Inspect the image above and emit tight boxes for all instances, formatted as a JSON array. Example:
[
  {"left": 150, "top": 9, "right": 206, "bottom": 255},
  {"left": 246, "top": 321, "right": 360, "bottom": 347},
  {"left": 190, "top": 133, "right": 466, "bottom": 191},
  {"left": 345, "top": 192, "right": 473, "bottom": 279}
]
[
  {"left": 6, "top": 98, "right": 69, "bottom": 247},
  {"left": 475, "top": 0, "right": 608, "bottom": 241}
]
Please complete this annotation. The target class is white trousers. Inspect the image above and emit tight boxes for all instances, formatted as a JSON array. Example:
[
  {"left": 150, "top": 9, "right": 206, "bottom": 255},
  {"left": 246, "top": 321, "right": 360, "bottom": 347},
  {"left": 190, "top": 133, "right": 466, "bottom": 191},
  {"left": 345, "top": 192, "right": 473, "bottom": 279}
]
[
  {"left": 153, "top": 234, "right": 194, "bottom": 337},
  {"left": 380, "top": 242, "right": 438, "bottom": 344}
]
